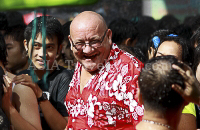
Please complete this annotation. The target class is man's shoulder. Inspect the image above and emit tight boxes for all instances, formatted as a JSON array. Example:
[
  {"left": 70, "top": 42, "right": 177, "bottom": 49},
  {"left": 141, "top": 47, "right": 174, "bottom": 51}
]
[
  {"left": 119, "top": 50, "right": 143, "bottom": 67},
  {"left": 48, "top": 66, "right": 74, "bottom": 80}
]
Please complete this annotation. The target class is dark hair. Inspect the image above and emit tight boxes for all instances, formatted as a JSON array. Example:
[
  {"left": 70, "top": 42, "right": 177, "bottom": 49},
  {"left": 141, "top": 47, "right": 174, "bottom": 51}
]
[
  {"left": 108, "top": 18, "right": 138, "bottom": 45},
  {"left": 193, "top": 45, "right": 200, "bottom": 73},
  {"left": 0, "top": 33, "right": 6, "bottom": 64},
  {"left": 173, "top": 24, "right": 193, "bottom": 41},
  {"left": 191, "top": 27, "right": 200, "bottom": 48},
  {"left": 190, "top": 15, "right": 200, "bottom": 33},
  {"left": 139, "top": 55, "right": 185, "bottom": 113},
  {"left": 24, "top": 16, "right": 64, "bottom": 47},
  {"left": 62, "top": 21, "right": 72, "bottom": 48},
  {"left": 157, "top": 14, "right": 179, "bottom": 30},
  {"left": 148, "top": 29, "right": 193, "bottom": 66},
  {"left": 4, "top": 26, "right": 26, "bottom": 51},
  {"left": 5, "top": 11, "right": 25, "bottom": 28},
  {"left": 0, "top": 12, "right": 8, "bottom": 30},
  {"left": 134, "top": 17, "right": 157, "bottom": 63}
]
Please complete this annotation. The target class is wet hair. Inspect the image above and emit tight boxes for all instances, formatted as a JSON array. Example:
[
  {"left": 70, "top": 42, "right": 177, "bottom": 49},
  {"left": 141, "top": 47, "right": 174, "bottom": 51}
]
[
  {"left": 4, "top": 26, "right": 26, "bottom": 51},
  {"left": 0, "top": 33, "right": 6, "bottom": 64},
  {"left": 108, "top": 18, "right": 138, "bottom": 45},
  {"left": 62, "top": 20, "right": 72, "bottom": 48},
  {"left": 148, "top": 29, "right": 193, "bottom": 66},
  {"left": 139, "top": 55, "right": 185, "bottom": 113},
  {"left": 24, "top": 16, "right": 64, "bottom": 47}
]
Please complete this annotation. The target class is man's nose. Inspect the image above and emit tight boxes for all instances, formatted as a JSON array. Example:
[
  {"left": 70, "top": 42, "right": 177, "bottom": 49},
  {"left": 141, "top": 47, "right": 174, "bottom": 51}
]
[
  {"left": 82, "top": 43, "right": 93, "bottom": 53},
  {"left": 38, "top": 48, "right": 44, "bottom": 57}
]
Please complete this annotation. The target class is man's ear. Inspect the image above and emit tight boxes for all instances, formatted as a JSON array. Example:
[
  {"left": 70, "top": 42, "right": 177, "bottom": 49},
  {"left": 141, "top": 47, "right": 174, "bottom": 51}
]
[
  {"left": 148, "top": 47, "right": 155, "bottom": 60},
  {"left": 137, "top": 88, "right": 144, "bottom": 105},
  {"left": 107, "top": 29, "right": 112, "bottom": 46},
  {"left": 68, "top": 35, "right": 73, "bottom": 51},
  {"left": 24, "top": 39, "right": 28, "bottom": 51}
]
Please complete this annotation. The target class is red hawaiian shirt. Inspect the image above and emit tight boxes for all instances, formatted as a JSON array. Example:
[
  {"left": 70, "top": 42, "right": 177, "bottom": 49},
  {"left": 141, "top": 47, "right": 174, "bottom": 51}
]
[{"left": 65, "top": 43, "right": 144, "bottom": 130}]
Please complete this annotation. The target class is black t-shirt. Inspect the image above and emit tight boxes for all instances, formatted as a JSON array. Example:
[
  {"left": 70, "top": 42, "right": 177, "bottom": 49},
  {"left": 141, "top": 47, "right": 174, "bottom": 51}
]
[{"left": 18, "top": 66, "right": 73, "bottom": 130}]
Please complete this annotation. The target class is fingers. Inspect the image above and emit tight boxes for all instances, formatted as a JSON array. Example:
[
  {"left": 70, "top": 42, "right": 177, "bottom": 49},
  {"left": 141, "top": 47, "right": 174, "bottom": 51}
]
[
  {"left": 172, "top": 64, "right": 188, "bottom": 80},
  {"left": 3, "top": 75, "right": 12, "bottom": 88},
  {"left": 172, "top": 84, "right": 185, "bottom": 97},
  {"left": 3, "top": 84, "right": 7, "bottom": 93},
  {"left": 20, "top": 82, "right": 35, "bottom": 87},
  {"left": 12, "top": 74, "right": 32, "bottom": 84}
]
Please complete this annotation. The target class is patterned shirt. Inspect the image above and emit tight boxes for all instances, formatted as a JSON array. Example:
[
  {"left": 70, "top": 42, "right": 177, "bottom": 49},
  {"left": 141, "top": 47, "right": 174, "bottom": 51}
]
[{"left": 65, "top": 43, "right": 144, "bottom": 130}]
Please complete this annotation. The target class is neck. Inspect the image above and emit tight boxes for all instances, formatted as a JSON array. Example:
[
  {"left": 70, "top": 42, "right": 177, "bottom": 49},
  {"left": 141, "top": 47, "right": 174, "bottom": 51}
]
[
  {"left": 136, "top": 109, "right": 183, "bottom": 130},
  {"left": 11, "top": 61, "right": 29, "bottom": 74},
  {"left": 34, "top": 67, "right": 56, "bottom": 80}
]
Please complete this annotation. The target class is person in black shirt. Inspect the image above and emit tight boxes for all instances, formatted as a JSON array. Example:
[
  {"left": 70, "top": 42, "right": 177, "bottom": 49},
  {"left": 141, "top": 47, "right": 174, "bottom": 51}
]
[{"left": 13, "top": 16, "right": 73, "bottom": 130}]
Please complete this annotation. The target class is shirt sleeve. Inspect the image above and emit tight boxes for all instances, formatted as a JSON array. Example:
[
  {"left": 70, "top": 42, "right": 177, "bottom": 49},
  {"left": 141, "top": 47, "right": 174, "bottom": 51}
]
[
  {"left": 56, "top": 69, "right": 73, "bottom": 117},
  {"left": 182, "top": 103, "right": 196, "bottom": 117}
]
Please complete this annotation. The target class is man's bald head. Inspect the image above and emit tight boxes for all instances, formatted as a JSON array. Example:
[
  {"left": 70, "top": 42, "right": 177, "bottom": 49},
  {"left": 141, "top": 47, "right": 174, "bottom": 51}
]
[
  {"left": 70, "top": 11, "right": 107, "bottom": 37},
  {"left": 68, "top": 11, "right": 112, "bottom": 72}
]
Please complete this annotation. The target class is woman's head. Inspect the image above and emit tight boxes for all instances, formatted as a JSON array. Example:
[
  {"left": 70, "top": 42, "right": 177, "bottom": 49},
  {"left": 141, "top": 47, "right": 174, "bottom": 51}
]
[{"left": 148, "top": 29, "right": 193, "bottom": 66}]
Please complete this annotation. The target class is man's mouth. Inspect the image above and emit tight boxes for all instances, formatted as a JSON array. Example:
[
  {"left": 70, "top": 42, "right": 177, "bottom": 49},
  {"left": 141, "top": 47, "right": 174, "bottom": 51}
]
[
  {"left": 37, "top": 60, "right": 45, "bottom": 65},
  {"left": 84, "top": 54, "right": 98, "bottom": 60}
]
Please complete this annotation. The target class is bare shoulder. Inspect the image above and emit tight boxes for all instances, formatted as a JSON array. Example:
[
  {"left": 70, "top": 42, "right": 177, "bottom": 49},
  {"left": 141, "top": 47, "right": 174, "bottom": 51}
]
[
  {"left": 13, "top": 84, "right": 36, "bottom": 98},
  {"left": 12, "top": 84, "right": 37, "bottom": 111}
]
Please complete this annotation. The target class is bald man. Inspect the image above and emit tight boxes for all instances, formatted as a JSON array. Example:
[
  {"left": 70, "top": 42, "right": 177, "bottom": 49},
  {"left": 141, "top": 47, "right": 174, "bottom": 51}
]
[{"left": 65, "top": 11, "right": 144, "bottom": 130}]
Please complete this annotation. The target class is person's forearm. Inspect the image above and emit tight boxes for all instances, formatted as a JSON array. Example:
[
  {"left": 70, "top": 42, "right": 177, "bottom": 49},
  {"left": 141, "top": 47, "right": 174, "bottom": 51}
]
[
  {"left": 39, "top": 100, "right": 67, "bottom": 130},
  {"left": 4, "top": 106, "right": 41, "bottom": 130}
]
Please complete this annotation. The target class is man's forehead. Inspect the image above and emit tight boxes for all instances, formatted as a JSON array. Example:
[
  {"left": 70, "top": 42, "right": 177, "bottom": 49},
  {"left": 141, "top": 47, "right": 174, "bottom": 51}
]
[
  {"left": 71, "top": 25, "right": 103, "bottom": 39},
  {"left": 70, "top": 12, "right": 106, "bottom": 32}
]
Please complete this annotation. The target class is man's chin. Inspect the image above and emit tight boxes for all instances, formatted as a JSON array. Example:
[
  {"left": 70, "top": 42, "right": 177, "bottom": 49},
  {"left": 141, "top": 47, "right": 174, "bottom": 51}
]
[
  {"left": 83, "top": 64, "right": 99, "bottom": 72},
  {"left": 35, "top": 65, "right": 45, "bottom": 70}
]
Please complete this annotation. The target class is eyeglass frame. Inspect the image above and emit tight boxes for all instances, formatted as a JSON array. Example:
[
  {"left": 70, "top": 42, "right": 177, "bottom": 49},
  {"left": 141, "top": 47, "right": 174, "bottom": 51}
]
[{"left": 70, "top": 29, "right": 108, "bottom": 50}]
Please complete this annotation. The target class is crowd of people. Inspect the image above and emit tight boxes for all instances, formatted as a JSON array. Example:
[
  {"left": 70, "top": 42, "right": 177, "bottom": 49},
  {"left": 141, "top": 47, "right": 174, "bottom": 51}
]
[{"left": 0, "top": 10, "right": 200, "bottom": 130}]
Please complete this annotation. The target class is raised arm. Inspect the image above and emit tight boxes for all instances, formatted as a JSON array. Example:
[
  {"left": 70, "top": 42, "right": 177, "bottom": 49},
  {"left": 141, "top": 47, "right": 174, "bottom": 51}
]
[
  {"left": 2, "top": 75, "right": 42, "bottom": 130},
  {"left": 13, "top": 74, "right": 69, "bottom": 130},
  {"left": 172, "top": 62, "right": 200, "bottom": 105}
]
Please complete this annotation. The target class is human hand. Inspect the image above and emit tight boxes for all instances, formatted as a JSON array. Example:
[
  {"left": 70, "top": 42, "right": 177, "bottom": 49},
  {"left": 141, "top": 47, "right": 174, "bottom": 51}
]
[
  {"left": 172, "top": 62, "right": 200, "bottom": 105},
  {"left": 12, "top": 74, "right": 42, "bottom": 98},
  {"left": 2, "top": 75, "right": 14, "bottom": 112}
]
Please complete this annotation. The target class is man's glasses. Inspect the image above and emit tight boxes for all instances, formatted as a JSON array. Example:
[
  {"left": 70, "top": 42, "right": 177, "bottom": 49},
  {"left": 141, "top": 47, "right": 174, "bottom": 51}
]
[{"left": 70, "top": 29, "right": 108, "bottom": 50}]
